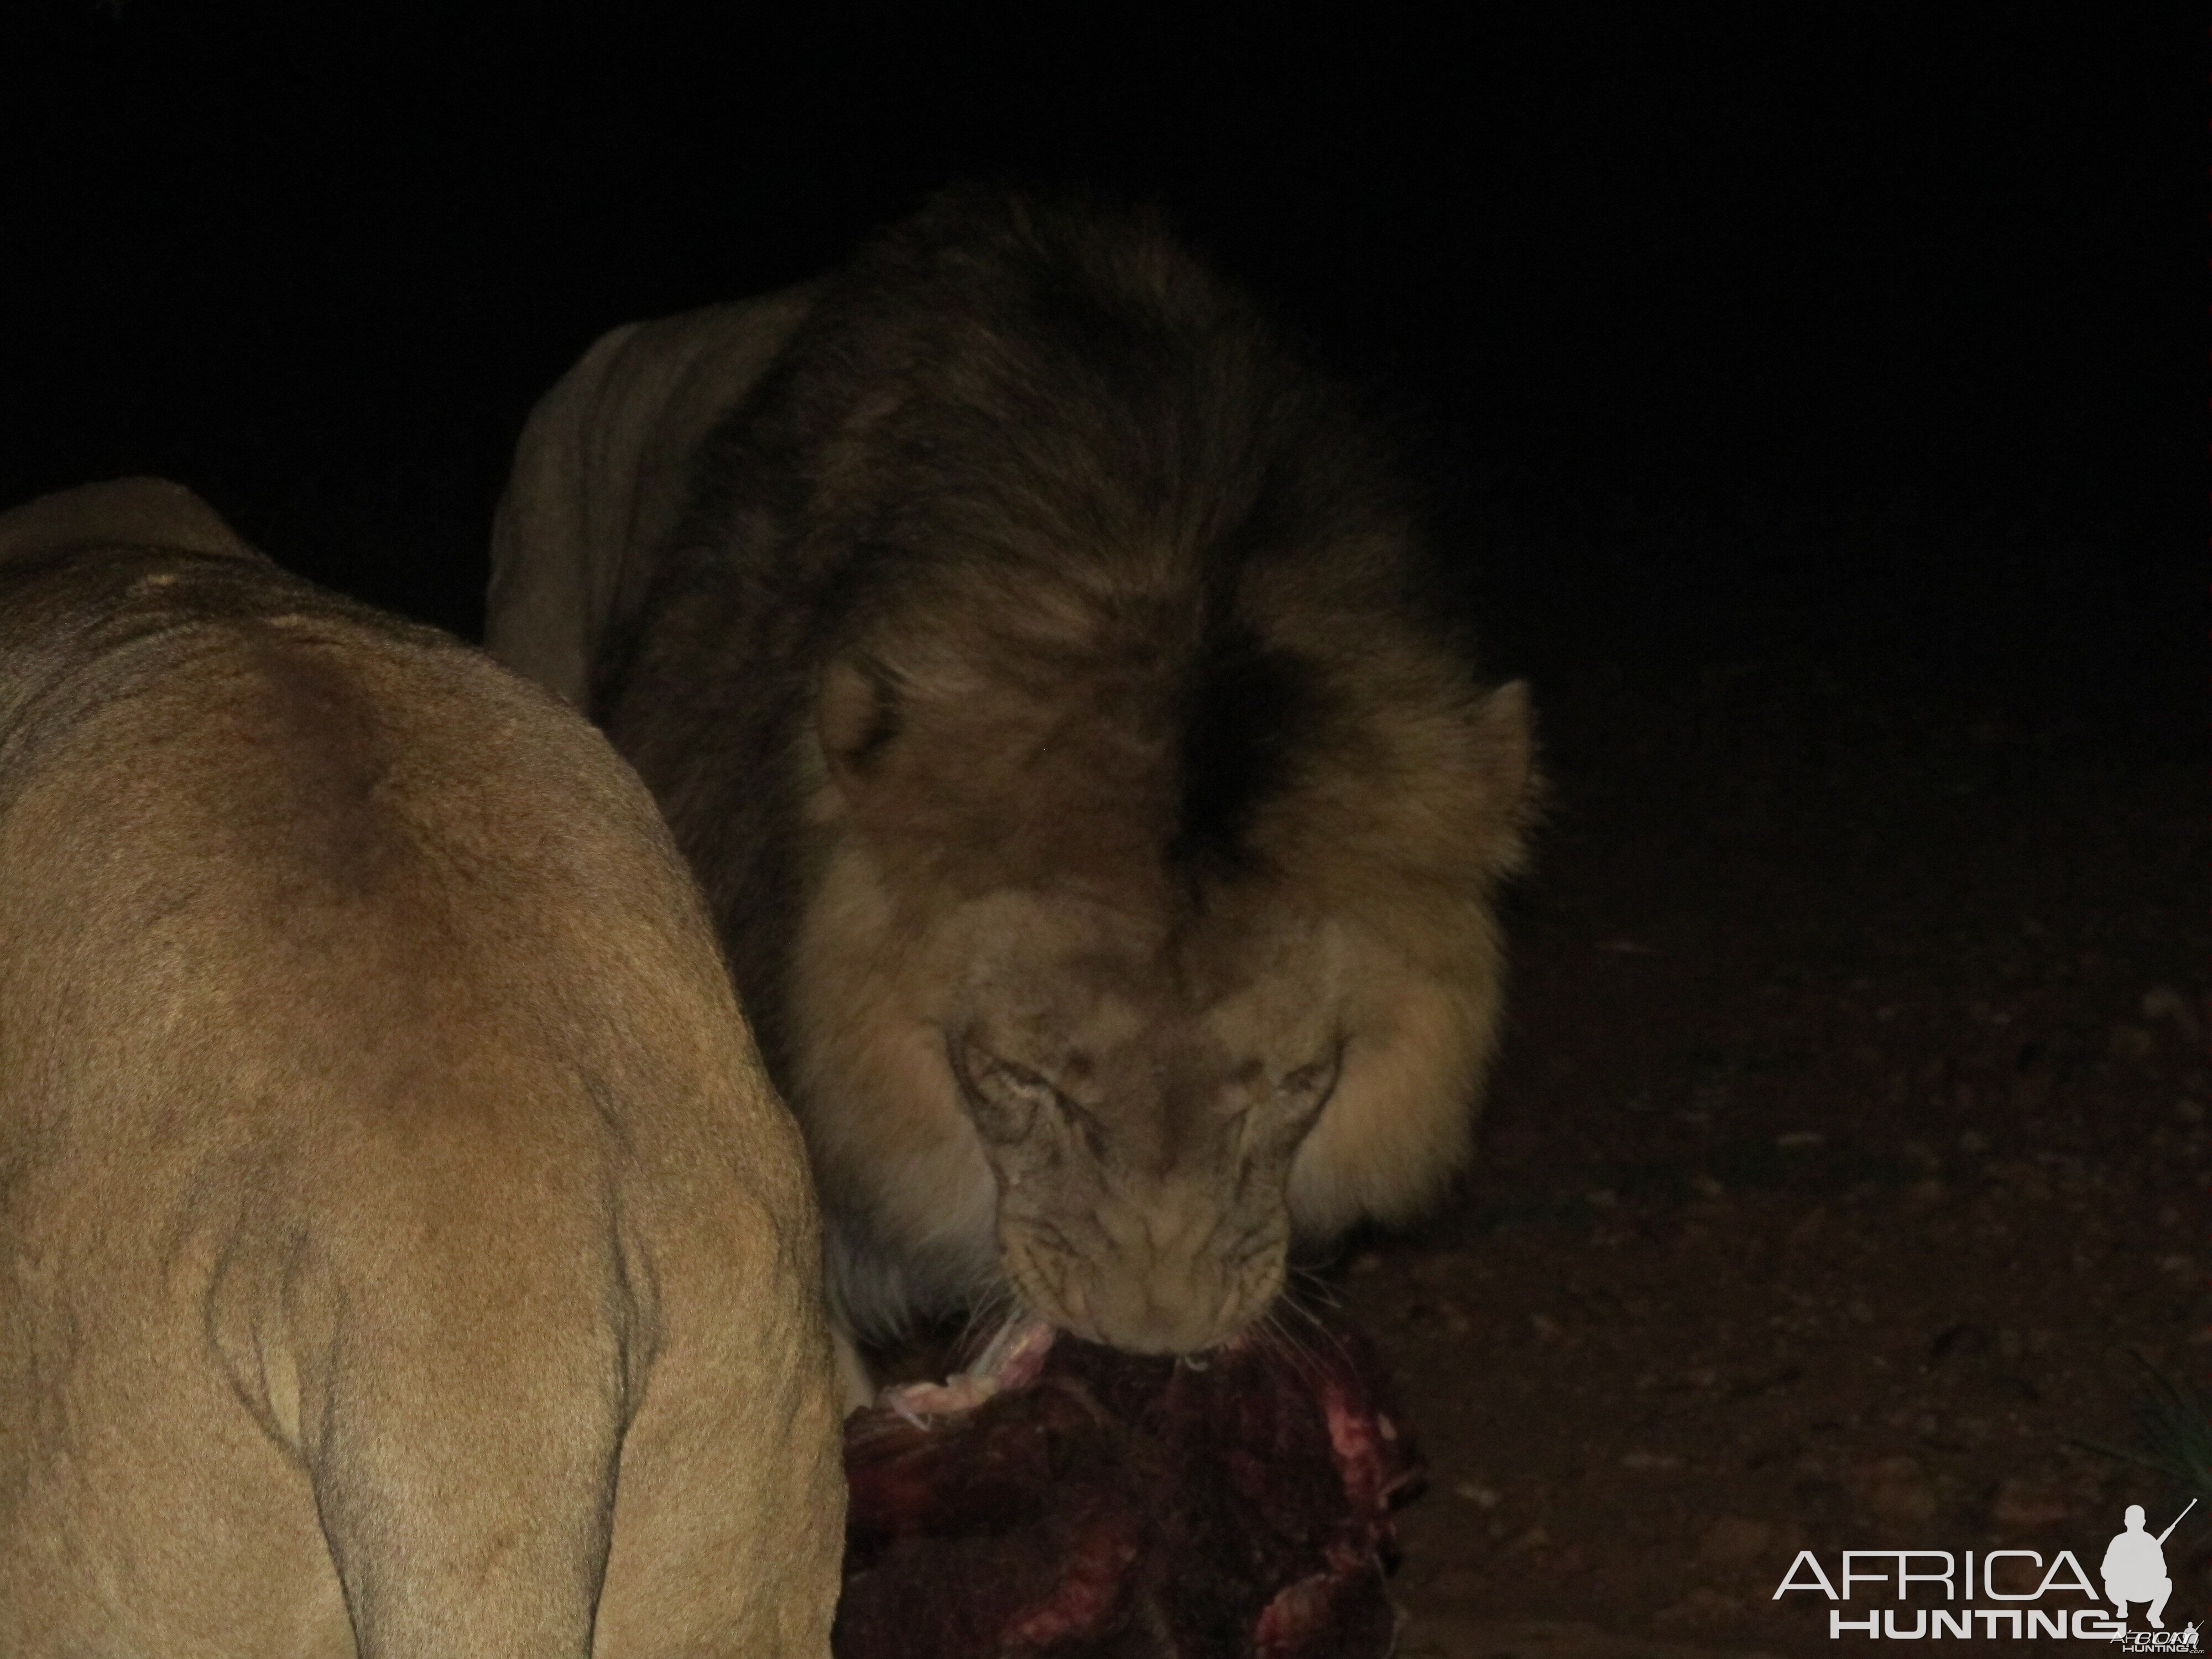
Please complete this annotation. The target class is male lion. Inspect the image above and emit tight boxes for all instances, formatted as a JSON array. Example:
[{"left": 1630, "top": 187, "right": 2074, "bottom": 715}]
[
  {"left": 488, "top": 192, "right": 1536, "bottom": 1384},
  {"left": 0, "top": 480, "right": 843, "bottom": 1656}
]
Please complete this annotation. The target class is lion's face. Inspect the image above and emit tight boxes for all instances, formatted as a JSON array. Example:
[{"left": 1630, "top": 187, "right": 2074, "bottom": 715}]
[
  {"left": 788, "top": 629, "right": 1530, "bottom": 1353},
  {"left": 935, "top": 889, "right": 1346, "bottom": 1354}
]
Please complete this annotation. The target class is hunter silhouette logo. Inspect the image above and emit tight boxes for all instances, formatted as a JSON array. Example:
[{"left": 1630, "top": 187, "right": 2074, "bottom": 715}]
[{"left": 2104, "top": 1500, "right": 2193, "bottom": 1630}]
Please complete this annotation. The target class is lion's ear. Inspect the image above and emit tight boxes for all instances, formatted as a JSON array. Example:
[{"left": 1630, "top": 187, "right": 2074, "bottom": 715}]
[
  {"left": 1470, "top": 679, "right": 1540, "bottom": 870},
  {"left": 817, "top": 652, "right": 900, "bottom": 795},
  {"left": 1473, "top": 680, "right": 1535, "bottom": 807}
]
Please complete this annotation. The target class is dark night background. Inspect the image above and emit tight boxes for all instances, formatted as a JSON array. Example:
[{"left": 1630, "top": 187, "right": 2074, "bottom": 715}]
[
  {"left": 3, "top": 6, "right": 2208, "bottom": 1642},
  {"left": 0, "top": 4, "right": 2197, "bottom": 702}
]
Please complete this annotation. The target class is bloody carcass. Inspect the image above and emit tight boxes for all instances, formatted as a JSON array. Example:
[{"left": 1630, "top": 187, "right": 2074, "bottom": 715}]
[{"left": 837, "top": 1312, "right": 1422, "bottom": 1659}]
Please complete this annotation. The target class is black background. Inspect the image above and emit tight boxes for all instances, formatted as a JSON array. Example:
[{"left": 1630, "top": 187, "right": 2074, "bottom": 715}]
[{"left": 1, "top": 3, "right": 2197, "bottom": 703}]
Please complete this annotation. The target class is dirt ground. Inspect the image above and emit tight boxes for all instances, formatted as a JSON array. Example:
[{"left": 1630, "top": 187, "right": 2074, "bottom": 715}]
[{"left": 1343, "top": 632, "right": 2210, "bottom": 1655}]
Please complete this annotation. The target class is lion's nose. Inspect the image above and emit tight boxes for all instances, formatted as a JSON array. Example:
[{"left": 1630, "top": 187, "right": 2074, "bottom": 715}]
[
  {"left": 1094, "top": 1178, "right": 1215, "bottom": 1259},
  {"left": 1088, "top": 1230, "right": 1279, "bottom": 1356}
]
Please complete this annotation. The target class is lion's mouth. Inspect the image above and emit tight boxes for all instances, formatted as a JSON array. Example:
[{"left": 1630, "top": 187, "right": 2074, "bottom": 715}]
[{"left": 999, "top": 1214, "right": 1288, "bottom": 1357}]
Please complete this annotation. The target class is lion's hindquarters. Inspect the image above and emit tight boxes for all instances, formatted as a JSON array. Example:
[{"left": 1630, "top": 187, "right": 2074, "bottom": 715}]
[
  {"left": 263, "top": 1148, "right": 632, "bottom": 1659},
  {"left": 0, "top": 529, "right": 841, "bottom": 1656},
  {"left": 210, "top": 1099, "right": 844, "bottom": 1659}
]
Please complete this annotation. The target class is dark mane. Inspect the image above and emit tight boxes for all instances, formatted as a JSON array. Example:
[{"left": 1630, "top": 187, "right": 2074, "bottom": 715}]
[{"left": 1170, "top": 621, "right": 1320, "bottom": 882}]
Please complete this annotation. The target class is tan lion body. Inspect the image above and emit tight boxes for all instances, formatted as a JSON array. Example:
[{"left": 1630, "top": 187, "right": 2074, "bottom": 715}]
[
  {"left": 489, "top": 195, "right": 1537, "bottom": 1371},
  {"left": 0, "top": 481, "right": 843, "bottom": 1656}
]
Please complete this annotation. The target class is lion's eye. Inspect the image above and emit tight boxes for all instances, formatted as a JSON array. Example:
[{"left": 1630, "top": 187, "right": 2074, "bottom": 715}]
[
  {"left": 985, "top": 1056, "right": 1055, "bottom": 1097},
  {"left": 984, "top": 1054, "right": 1108, "bottom": 1160},
  {"left": 951, "top": 1037, "right": 1081, "bottom": 1148},
  {"left": 1277, "top": 1047, "right": 1343, "bottom": 1118}
]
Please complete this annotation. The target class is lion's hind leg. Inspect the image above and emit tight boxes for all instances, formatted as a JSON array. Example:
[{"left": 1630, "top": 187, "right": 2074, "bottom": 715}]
[{"left": 218, "top": 1146, "right": 635, "bottom": 1659}]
